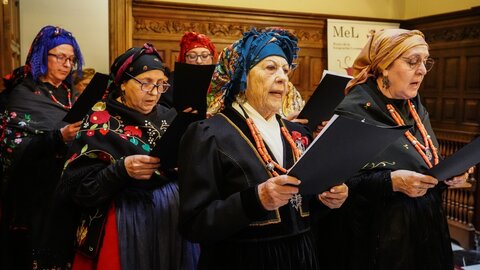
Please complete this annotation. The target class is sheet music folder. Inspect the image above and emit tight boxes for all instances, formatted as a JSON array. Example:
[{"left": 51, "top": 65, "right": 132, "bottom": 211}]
[
  {"left": 63, "top": 72, "right": 110, "bottom": 123},
  {"left": 288, "top": 115, "right": 409, "bottom": 194},
  {"left": 149, "top": 112, "right": 202, "bottom": 169},
  {"left": 297, "top": 70, "right": 352, "bottom": 131},
  {"left": 426, "top": 136, "right": 480, "bottom": 181},
  {"left": 173, "top": 62, "right": 215, "bottom": 117}
]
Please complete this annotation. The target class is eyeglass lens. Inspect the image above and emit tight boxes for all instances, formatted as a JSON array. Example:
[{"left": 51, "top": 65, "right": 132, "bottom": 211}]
[{"left": 186, "top": 52, "right": 211, "bottom": 61}]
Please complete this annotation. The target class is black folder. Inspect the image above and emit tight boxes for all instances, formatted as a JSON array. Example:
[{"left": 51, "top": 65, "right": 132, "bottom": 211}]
[
  {"left": 149, "top": 112, "right": 202, "bottom": 169},
  {"left": 288, "top": 115, "right": 409, "bottom": 194},
  {"left": 63, "top": 72, "right": 110, "bottom": 123},
  {"left": 297, "top": 70, "right": 351, "bottom": 131},
  {"left": 426, "top": 136, "right": 480, "bottom": 181},
  {"left": 173, "top": 62, "right": 215, "bottom": 117}
]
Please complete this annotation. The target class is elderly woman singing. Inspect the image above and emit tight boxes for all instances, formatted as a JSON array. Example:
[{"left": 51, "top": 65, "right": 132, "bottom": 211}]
[
  {"left": 178, "top": 28, "right": 348, "bottom": 270},
  {"left": 326, "top": 29, "right": 468, "bottom": 270}
]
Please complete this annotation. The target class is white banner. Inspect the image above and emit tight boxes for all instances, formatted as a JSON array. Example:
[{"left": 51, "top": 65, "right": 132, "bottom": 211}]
[{"left": 327, "top": 19, "right": 399, "bottom": 76}]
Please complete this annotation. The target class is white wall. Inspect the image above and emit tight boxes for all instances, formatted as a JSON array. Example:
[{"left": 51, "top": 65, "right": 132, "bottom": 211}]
[{"left": 20, "top": 0, "right": 109, "bottom": 73}]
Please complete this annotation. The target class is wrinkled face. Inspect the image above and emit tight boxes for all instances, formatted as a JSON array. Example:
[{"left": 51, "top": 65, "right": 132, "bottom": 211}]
[
  {"left": 121, "top": 69, "right": 168, "bottom": 114},
  {"left": 45, "top": 44, "right": 75, "bottom": 85},
  {"left": 382, "top": 45, "right": 430, "bottom": 100},
  {"left": 245, "top": 56, "right": 290, "bottom": 119},
  {"left": 185, "top": 47, "right": 213, "bottom": 65}
]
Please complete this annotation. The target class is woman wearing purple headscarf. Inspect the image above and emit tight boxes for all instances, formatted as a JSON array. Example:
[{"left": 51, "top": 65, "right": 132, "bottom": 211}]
[
  {"left": 0, "top": 25, "right": 84, "bottom": 269},
  {"left": 178, "top": 28, "right": 348, "bottom": 270}
]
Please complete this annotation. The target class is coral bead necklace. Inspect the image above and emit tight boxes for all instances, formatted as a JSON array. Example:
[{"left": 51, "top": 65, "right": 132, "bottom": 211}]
[
  {"left": 240, "top": 104, "right": 304, "bottom": 211},
  {"left": 387, "top": 100, "right": 439, "bottom": 168},
  {"left": 243, "top": 114, "right": 301, "bottom": 176},
  {"left": 47, "top": 87, "right": 72, "bottom": 109}
]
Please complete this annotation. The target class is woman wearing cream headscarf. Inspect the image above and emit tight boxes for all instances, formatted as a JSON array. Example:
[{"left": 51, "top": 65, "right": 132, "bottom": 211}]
[{"left": 321, "top": 29, "right": 467, "bottom": 270}]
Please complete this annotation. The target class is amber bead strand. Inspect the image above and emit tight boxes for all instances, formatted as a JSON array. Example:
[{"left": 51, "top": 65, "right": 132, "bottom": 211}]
[
  {"left": 47, "top": 88, "right": 72, "bottom": 109},
  {"left": 386, "top": 102, "right": 438, "bottom": 168}
]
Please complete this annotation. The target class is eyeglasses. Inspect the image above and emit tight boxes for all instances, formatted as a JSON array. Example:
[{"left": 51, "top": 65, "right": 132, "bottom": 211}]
[
  {"left": 48, "top": 53, "right": 77, "bottom": 67},
  {"left": 125, "top": 72, "right": 170, "bottom": 94},
  {"left": 185, "top": 52, "right": 212, "bottom": 62},
  {"left": 401, "top": 56, "right": 435, "bottom": 72}
]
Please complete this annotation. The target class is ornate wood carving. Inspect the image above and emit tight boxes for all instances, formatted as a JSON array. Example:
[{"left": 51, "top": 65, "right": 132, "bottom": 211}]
[
  {"left": 108, "top": 0, "right": 133, "bottom": 64},
  {"left": 128, "top": 1, "right": 329, "bottom": 97}
]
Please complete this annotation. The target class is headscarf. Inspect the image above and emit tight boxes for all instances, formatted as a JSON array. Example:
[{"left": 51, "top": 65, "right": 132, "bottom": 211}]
[
  {"left": 25, "top": 25, "right": 84, "bottom": 83},
  {"left": 207, "top": 27, "right": 299, "bottom": 114},
  {"left": 345, "top": 28, "right": 428, "bottom": 93},
  {"left": 110, "top": 43, "right": 165, "bottom": 87},
  {"left": 177, "top": 31, "right": 218, "bottom": 63}
]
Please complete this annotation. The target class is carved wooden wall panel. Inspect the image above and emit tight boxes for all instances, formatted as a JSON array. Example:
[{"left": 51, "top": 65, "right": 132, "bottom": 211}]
[
  {"left": 403, "top": 8, "right": 480, "bottom": 136},
  {"left": 128, "top": 1, "right": 328, "bottom": 99},
  {"left": 403, "top": 7, "right": 480, "bottom": 249}
]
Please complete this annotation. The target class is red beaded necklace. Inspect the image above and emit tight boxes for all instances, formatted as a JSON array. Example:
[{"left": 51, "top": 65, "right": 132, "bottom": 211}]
[
  {"left": 387, "top": 100, "right": 439, "bottom": 168},
  {"left": 47, "top": 86, "right": 72, "bottom": 109},
  {"left": 244, "top": 115, "right": 301, "bottom": 176}
]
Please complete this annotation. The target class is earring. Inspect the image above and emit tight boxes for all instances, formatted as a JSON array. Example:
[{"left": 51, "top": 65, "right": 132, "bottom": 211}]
[
  {"left": 236, "top": 92, "right": 247, "bottom": 104},
  {"left": 120, "top": 88, "right": 127, "bottom": 104},
  {"left": 382, "top": 76, "right": 390, "bottom": 90}
]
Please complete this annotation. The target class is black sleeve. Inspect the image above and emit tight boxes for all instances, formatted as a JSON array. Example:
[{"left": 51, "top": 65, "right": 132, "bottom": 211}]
[
  {"left": 178, "top": 121, "right": 268, "bottom": 244},
  {"left": 346, "top": 170, "right": 393, "bottom": 201},
  {"left": 60, "top": 157, "right": 130, "bottom": 208}
]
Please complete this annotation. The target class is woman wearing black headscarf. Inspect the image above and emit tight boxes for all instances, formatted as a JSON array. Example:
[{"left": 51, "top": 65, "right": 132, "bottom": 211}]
[
  {"left": 60, "top": 43, "right": 199, "bottom": 270},
  {"left": 179, "top": 28, "right": 348, "bottom": 270}
]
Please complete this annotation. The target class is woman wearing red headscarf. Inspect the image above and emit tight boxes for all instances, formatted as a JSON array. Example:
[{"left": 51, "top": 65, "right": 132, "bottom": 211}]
[{"left": 159, "top": 31, "right": 218, "bottom": 108}]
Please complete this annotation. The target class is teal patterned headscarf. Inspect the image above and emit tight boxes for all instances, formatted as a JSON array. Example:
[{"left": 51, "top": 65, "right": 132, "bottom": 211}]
[{"left": 207, "top": 27, "right": 299, "bottom": 115}]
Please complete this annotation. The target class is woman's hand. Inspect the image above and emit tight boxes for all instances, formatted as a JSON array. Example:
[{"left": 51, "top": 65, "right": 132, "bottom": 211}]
[
  {"left": 444, "top": 172, "right": 468, "bottom": 186},
  {"left": 257, "top": 175, "right": 301, "bottom": 211},
  {"left": 391, "top": 170, "right": 438, "bottom": 197},
  {"left": 312, "top": 121, "right": 329, "bottom": 138},
  {"left": 318, "top": 183, "right": 348, "bottom": 209},
  {"left": 124, "top": 155, "right": 161, "bottom": 180},
  {"left": 285, "top": 111, "right": 309, "bottom": 125},
  {"left": 60, "top": 121, "right": 82, "bottom": 142},
  {"left": 182, "top": 107, "right": 198, "bottom": 114}
]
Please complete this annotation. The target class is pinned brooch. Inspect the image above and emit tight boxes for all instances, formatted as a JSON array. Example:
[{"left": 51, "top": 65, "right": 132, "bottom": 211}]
[{"left": 364, "top": 101, "right": 371, "bottom": 110}]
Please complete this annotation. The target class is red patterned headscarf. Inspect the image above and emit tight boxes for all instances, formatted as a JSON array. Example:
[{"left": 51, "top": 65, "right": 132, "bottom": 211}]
[{"left": 177, "top": 31, "right": 217, "bottom": 63}]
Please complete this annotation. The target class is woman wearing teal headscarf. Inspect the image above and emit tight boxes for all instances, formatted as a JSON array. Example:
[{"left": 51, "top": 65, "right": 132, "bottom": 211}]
[{"left": 179, "top": 27, "right": 348, "bottom": 270}]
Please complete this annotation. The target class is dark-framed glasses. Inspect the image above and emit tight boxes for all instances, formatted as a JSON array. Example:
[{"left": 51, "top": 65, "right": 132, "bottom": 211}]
[
  {"left": 401, "top": 56, "right": 435, "bottom": 72},
  {"left": 185, "top": 52, "right": 212, "bottom": 62},
  {"left": 48, "top": 53, "right": 77, "bottom": 67},
  {"left": 125, "top": 72, "right": 170, "bottom": 94}
]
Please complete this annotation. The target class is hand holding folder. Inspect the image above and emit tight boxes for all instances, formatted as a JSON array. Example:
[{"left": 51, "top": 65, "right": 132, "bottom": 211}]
[{"left": 288, "top": 115, "right": 409, "bottom": 194}]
